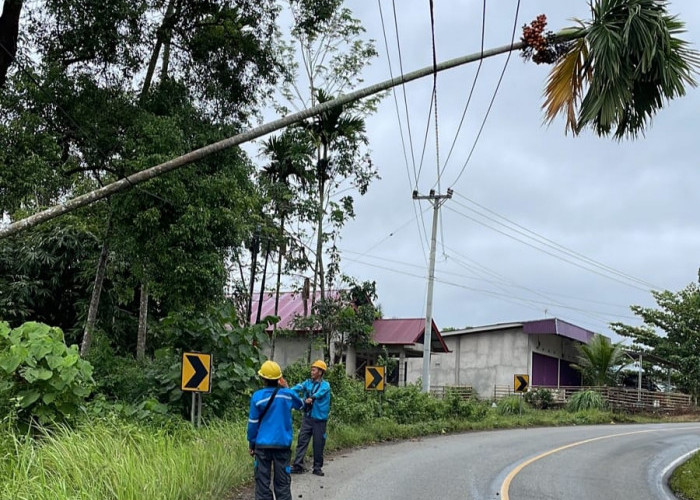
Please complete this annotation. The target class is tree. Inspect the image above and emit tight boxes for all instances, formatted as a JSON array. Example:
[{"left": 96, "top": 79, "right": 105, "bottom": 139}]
[
  {"left": 610, "top": 271, "right": 700, "bottom": 400},
  {"left": 259, "top": 129, "right": 314, "bottom": 358},
  {"left": 0, "top": 0, "right": 23, "bottom": 89},
  {"left": 571, "top": 333, "right": 625, "bottom": 386},
  {"left": 279, "top": 0, "right": 380, "bottom": 302},
  {"left": 540, "top": 0, "right": 700, "bottom": 138}
]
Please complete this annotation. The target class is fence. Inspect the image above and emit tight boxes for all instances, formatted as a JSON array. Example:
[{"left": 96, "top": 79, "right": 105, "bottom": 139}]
[
  {"left": 530, "top": 385, "right": 695, "bottom": 413},
  {"left": 430, "top": 386, "right": 475, "bottom": 400}
]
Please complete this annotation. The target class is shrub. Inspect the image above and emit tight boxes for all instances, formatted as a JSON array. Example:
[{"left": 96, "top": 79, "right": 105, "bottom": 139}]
[
  {"left": 497, "top": 396, "right": 526, "bottom": 415},
  {"left": 0, "top": 322, "right": 94, "bottom": 424},
  {"left": 524, "top": 388, "right": 554, "bottom": 409},
  {"left": 566, "top": 390, "right": 608, "bottom": 412},
  {"left": 382, "top": 383, "right": 444, "bottom": 423}
]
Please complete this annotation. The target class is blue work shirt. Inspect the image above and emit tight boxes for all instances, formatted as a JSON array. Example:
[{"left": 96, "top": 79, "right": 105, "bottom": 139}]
[
  {"left": 247, "top": 386, "right": 304, "bottom": 449},
  {"left": 291, "top": 379, "right": 331, "bottom": 421}
]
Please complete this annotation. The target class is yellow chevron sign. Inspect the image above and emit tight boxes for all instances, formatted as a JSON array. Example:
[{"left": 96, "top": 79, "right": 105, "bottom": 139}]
[
  {"left": 514, "top": 374, "right": 529, "bottom": 393},
  {"left": 181, "top": 352, "right": 212, "bottom": 393}
]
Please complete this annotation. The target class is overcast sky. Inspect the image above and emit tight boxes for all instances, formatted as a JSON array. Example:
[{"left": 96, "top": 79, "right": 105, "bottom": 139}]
[{"left": 311, "top": 0, "right": 700, "bottom": 342}]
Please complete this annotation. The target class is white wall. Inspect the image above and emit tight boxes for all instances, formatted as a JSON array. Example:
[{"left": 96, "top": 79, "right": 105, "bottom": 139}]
[{"left": 406, "top": 327, "right": 530, "bottom": 399}]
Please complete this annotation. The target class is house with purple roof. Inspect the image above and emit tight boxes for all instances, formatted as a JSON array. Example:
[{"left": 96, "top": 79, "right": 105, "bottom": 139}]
[{"left": 406, "top": 318, "right": 596, "bottom": 399}]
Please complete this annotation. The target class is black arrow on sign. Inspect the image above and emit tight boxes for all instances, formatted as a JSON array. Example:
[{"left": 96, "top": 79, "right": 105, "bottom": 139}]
[
  {"left": 367, "top": 367, "right": 383, "bottom": 389},
  {"left": 185, "top": 355, "right": 209, "bottom": 389},
  {"left": 515, "top": 375, "right": 528, "bottom": 391}
]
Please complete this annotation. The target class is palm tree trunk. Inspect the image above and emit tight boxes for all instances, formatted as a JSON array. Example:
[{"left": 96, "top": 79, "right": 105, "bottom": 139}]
[
  {"left": 80, "top": 214, "right": 112, "bottom": 356},
  {"left": 271, "top": 216, "right": 286, "bottom": 360},
  {"left": 1, "top": 39, "right": 533, "bottom": 239},
  {"left": 256, "top": 239, "right": 271, "bottom": 324},
  {"left": 136, "top": 281, "right": 149, "bottom": 360}
]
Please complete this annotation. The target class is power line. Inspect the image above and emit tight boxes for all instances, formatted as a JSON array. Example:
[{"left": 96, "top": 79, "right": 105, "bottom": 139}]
[
  {"left": 440, "top": 0, "right": 487, "bottom": 175},
  {"left": 452, "top": 193, "right": 661, "bottom": 289},
  {"left": 448, "top": 0, "right": 521, "bottom": 189},
  {"left": 443, "top": 202, "right": 652, "bottom": 292}
]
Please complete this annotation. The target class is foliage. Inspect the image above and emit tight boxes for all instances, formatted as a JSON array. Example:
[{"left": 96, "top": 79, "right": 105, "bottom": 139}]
[
  {"left": 670, "top": 450, "right": 700, "bottom": 500},
  {"left": 571, "top": 333, "right": 625, "bottom": 386},
  {"left": 566, "top": 390, "right": 608, "bottom": 412},
  {"left": 610, "top": 272, "right": 700, "bottom": 399},
  {"left": 154, "top": 302, "right": 269, "bottom": 417},
  {"left": 543, "top": 0, "right": 700, "bottom": 138},
  {"left": 381, "top": 383, "right": 445, "bottom": 424},
  {"left": 524, "top": 388, "right": 555, "bottom": 409},
  {"left": 497, "top": 395, "right": 526, "bottom": 415},
  {"left": 0, "top": 322, "right": 93, "bottom": 424},
  {"left": 0, "top": 418, "right": 251, "bottom": 500},
  {"left": 0, "top": 219, "right": 99, "bottom": 339}
]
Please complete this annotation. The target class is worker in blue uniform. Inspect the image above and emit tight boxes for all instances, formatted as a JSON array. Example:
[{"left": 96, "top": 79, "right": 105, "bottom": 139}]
[
  {"left": 290, "top": 359, "right": 331, "bottom": 476},
  {"left": 248, "top": 360, "right": 304, "bottom": 500}
]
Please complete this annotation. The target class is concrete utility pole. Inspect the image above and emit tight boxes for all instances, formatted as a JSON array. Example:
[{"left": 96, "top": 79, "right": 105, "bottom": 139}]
[{"left": 413, "top": 188, "right": 452, "bottom": 393}]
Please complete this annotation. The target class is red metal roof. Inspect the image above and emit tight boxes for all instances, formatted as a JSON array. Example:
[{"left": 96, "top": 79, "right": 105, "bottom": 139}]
[
  {"left": 250, "top": 292, "right": 449, "bottom": 352},
  {"left": 373, "top": 318, "right": 450, "bottom": 353}
]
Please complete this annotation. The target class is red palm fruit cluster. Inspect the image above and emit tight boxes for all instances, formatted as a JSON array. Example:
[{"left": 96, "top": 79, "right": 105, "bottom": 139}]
[{"left": 521, "top": 14, "right": 548, "bottom": 52}]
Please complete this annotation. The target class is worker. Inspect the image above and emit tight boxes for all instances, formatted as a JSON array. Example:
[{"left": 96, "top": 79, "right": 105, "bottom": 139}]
[
  {"left": 248, "top": 360, "right": 304, "bottom": 500},
  {"left": 290, "top": 359, "right": 331, "bottom": 476}
]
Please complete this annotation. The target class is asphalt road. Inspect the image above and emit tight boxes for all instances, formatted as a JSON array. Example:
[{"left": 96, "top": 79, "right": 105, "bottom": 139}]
[{"left": 288, "top": 423, "right": 700, "bottom": 500}]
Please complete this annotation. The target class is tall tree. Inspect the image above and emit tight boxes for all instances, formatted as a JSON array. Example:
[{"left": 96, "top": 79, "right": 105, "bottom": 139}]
[
  {"left": 0, "top": 0, "right": 23, "bottom": 89},
  {"left": 259, "top": 129, "right": 314, "bottom": 358},
  {"left": 279, "top": 0, "right": 380, "bottom": 304},
  {"left": 610, "top": 271, "right": 700, "bottom": 401}
]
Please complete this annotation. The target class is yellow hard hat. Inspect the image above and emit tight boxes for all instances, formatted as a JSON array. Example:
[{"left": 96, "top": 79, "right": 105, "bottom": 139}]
[
  {"left": 258, "top": 360, "right": 282, "bottom": 380},
  {"left": 311, "top": 359, "right": 327, "bottom": 372}
]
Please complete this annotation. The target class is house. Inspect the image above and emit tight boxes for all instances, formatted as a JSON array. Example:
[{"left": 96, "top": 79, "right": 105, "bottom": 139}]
[
  {"left": 406, "top": 318, "right": 595, "bottom": 399},
  {"left": 250, "top": 291, "right": 450, "bottom": 378}
]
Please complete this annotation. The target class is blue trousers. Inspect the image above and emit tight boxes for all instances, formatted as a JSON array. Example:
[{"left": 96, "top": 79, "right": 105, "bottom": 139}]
[
  {"left": 293, "top": 415, "right": 327, "bottom": 472},
  {"left": 254, "top": 447, "right": 292, "bottom": 500}
]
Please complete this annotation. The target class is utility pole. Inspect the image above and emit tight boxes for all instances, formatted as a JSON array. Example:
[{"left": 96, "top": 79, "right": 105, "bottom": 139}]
[{"left": 413, "top": 188, "right": 452, "bottom": 393}]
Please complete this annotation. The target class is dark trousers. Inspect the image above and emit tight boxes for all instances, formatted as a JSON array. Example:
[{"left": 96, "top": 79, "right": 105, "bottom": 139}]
[
  {"left": 293, "top": 415, "right": 327, "bottom": 472},
  {"left": 254, "top": 447, "right": 292, "bottom": 500}
]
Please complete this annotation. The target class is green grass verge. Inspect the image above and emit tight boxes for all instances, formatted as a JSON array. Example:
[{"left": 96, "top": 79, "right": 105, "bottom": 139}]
[
  {"left": 670, "top": 450, "right": 700, "bottom": 500},
  {"left": 0, "top": 408, "right": 696, "bottom": 500}
]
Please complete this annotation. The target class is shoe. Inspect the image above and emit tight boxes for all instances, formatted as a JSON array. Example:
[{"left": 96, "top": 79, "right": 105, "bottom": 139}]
[
  {"left": 312, "top": 469, "right": 324, "bottom": 476},
  {"left": 290, "top": 466, "right": 305, "bottom": 474}
]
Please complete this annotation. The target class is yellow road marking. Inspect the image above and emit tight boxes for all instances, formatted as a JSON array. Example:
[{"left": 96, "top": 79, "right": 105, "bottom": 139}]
[{"left": 499, "top": 426, "right": 700, "bottom": 500}]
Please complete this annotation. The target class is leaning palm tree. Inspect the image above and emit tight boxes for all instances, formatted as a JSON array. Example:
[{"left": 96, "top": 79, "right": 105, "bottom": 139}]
[
  {"left": 572, "top": 333, "right": 626, "bottom": 386},
  {"left": 541, "top": 0, "right": 700, "bottom": 138}
]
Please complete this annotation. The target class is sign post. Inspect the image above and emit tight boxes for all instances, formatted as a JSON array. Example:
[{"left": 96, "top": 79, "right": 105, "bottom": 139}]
[
  {"left": 514, "top": 374, "right": 529, "bottom": 417},
  {"left": 181, "top": 352, "right": 212, "bottom": 427},
  {"left": 365, "top": 366, "right": 386, "bottom": 417}
]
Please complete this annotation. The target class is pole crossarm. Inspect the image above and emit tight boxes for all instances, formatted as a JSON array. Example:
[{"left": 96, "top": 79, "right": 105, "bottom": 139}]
[{"left": 0, "top": 37, "right": 541, "bottom": 239}]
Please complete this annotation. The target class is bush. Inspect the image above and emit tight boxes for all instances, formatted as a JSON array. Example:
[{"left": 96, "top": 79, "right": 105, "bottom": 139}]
[
  {"left": 382, "top": 383, "right": 444, "bottom": 423},
  {"left": 524, "top": 388, "right": 554, "bottom": 409},
  {"left": 497, "top": 396, "right": 526, "bottom": 415},
  {"left": 566, "top": 390, "right": 608, "bottom": 412},
  {"left": 0, "top": 322, "right": 94, "bottom": 424}
]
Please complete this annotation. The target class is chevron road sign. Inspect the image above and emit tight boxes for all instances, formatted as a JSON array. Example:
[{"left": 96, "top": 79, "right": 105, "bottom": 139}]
[
  {"left": 514, "top": 374, "right": 529, "bottom": 393},
  {"left": 365, "top": 366, "right": 386, "bottom": 391},
  {"left": 181, "top": 352, "right": 212, "bottom": 393}
]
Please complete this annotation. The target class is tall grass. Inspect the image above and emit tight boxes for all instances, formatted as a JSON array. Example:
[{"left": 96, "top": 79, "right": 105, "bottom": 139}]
[
  {"left": 0, "top": 419, "right": 252, "bottom": 500},
  {"left": 670, "top": 450, "right": 700, "bottom": 500}
]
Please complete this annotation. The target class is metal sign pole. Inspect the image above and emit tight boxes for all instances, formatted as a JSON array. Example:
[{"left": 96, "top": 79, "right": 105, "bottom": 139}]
[
  {"left": 191, "top": 392, "right": 196, "bottom": 426},
  {"left": 197, "top": 392, "right": 202, "bottom": 428}
]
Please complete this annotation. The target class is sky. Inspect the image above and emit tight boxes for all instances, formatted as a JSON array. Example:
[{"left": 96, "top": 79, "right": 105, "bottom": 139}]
[{"left": 294, "top": 0, "right": 700, "bottom": 342}]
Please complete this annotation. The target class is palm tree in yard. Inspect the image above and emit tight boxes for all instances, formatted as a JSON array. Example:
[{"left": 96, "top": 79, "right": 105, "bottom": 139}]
[
  {"left": 573, "top": 334, "right": 626, "bottom": 386},
  {"left": 260, "top": 129, "right": 314, "bottom": 358},
  {"left": 541, "top": 0, "right": 700, "bottom": 138},
  {"left": 303, "top": 88, "right": 367, "bottom": 303}
]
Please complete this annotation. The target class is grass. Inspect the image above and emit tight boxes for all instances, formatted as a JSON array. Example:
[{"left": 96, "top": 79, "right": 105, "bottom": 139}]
[
  {"left": 670, "top": 450, "right": 700, "bottom": 500},
  {"left": 0, "top": 407, "right": 696, "bottom": 500},
  {"left": 0, "top": 418, "right": 252, "bottom": 500}
]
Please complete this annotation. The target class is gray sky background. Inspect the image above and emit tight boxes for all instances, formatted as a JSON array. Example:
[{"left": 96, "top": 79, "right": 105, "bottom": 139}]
[{"left": 306, "top": 0, "right": 700, "bottom": 341}]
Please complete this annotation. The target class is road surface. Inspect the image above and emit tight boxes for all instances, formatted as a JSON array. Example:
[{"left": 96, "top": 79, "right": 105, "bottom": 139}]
[{"left": 287, "top": 423, "right": 700, "bottom": 500}]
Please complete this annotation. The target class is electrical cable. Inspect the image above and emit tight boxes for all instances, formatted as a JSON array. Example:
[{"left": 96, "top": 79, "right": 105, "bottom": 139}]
[{"left": 448, "top": 0, "right": 521, "bottom": 189}]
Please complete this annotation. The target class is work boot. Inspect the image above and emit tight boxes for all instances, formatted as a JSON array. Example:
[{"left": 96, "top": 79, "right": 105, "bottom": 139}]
[
  {"left": 291, "top": 465, "right": 305, "bottom": 474},
  {"left": 312, "top": 469, "right": 324, "bottom": 477}
]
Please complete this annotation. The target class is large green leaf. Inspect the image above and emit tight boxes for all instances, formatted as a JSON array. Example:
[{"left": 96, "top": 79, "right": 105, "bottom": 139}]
[{"left": 18, "top": 389, "right": 41, "bottom": 408}]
